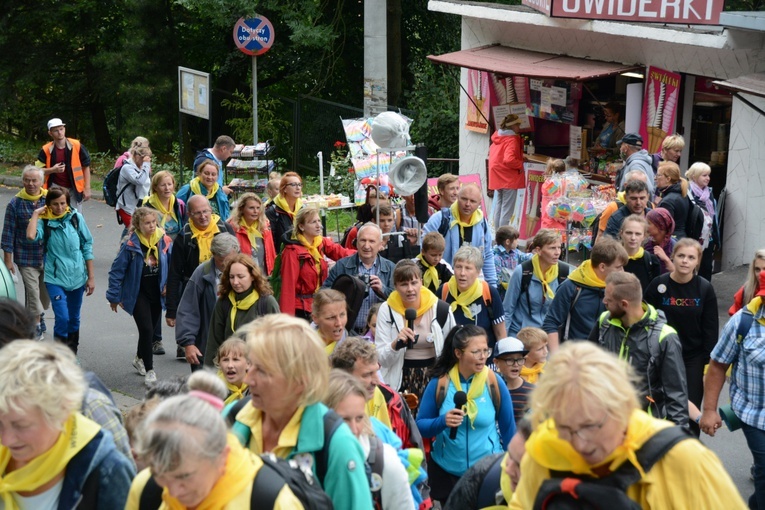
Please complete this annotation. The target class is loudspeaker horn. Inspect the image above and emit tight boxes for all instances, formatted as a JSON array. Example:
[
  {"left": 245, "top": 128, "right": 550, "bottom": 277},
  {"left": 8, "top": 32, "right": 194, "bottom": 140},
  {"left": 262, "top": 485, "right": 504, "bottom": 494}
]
[{"left": 388, "top": 155, "right": 427, "bottom": 197}]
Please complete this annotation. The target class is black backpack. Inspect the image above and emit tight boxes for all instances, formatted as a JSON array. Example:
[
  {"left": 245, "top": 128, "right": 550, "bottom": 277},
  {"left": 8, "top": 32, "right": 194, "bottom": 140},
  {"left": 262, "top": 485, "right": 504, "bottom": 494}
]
[
  {"left": 684, "top": 196, "right": 705, "bottom": 242},
  {"left": 331, "top": 273, "right": 369, "bottom": 330},
  {"left": 102, "top": 162, "right": 130, "bottom": 207},
  {"left": 532, "top": 426, "right": 693, "bottom": 510},
  {"left": 519, "top": 259, "right": 570, "bottom": 313}
]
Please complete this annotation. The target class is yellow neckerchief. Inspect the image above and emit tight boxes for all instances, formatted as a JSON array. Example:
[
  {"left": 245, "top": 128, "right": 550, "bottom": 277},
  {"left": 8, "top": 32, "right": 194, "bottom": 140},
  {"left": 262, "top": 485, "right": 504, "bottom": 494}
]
[
  {"left": 532, "top": 254, "right": 559, "bottom": 300},
  {"left": 520, "top": 362, "right": 545, "bottom": 384},
  {"left": 387, "top": 288, "right": 438, "bottom": 318},
  {"left": 228, "top": 288, "right": 259, "bottom": 330},
  {"left": 38, "top": 206, "right": 71, "bottom": 221},
  {"left": 628, "top": 247, "right": 645, "bottom": 260},
  {"left": 160, "top": 434, "right": 256, "bottom": 510},
  {"left": 15, "top": 188, "right": 47, "bottom": 202},
  {"left": 525, "top": 409, "right": 669, "bottom": 478},
  {"left": 366, "top": 386, "right": 392, "bottom": 429},
  {"left": 568, "top": 260, "right": 606, "bottom": 288},
  {"left": 0, "top": 413, "right": 100, "bottom": 509},
  {"left": 144, "top": 194, "right": 178, "bottom": 225},
  {"left": 240, "top": 218, "right": 263, "bottom": 249},
  {"left": 496, "top": 452, "right": 514, "bottom": 509},
  {"left": 616, "top": 191, "right": 626, "bottom": 204},
  {"left": 746, "top": 297, "right": 765, "bottom": 327},
  {"left": 274, "top": 194, "right": 303, "bottom": 219},
  {"left": 449, "top": 201, "right": 483, "bottom": 239},
  {"left": 324, "top": 341, "right": 338, "bottom": 355},
  {"left": 189, "top": 177, "right": 220, "bottom": 200},
  {"left": 189, "top": 214, "right": 221, "bottom": 263},
  {"left": 446, "top": 276, "right": 483, "bottom": 320},
  {"left": 296, "top": 233, "right": 323, "bottom": 288},
  {"left": 416, "top": 254, "right": 441, "bottom": 290},
  {"left": 136, "top": 228, "right": 164, "bottom": 265},
  {"left": 448, "top": 364, "right": 489, "bottom": 429},
  {"left": 236, "top": 403, "right": 306, "bottom": 458},
  {"left": 218, "top": 371, "right": 248, "bottom": 406}
]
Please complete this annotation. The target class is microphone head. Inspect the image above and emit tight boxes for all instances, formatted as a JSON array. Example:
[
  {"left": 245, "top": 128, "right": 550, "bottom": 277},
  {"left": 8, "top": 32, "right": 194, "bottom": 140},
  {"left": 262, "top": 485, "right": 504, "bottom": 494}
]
[
  {"left": 405, "top": 308, "right": 417, "bottom": 321},
  {"left": 453, "top": 391, "right": 468, "bottom": 407}
]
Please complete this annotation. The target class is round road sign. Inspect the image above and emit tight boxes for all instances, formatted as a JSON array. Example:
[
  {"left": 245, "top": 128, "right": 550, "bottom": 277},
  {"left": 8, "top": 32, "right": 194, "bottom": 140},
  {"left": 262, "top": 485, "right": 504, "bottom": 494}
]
[{"left": 233, "top": 16, "right": 275, "bottom": 56}]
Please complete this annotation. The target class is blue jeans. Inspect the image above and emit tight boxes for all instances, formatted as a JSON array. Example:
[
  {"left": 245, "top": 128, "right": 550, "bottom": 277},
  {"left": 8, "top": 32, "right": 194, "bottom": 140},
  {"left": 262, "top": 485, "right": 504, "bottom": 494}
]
[
  {"left": 742, "top": 422, "right": 765, "bottom": 509},
  {"left": 45, "top": 283, "right": 85, "bottom": 339}
]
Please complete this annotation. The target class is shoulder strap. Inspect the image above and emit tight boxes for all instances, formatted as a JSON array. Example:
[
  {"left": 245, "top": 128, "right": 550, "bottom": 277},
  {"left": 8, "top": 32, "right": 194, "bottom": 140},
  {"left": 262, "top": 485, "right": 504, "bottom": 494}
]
[
  {"left": 315, "top": 409, "right": 345, "bottom": 486},
  {"left": 438, "top": 209, "right": 451, "bottom": 238},
  {"left": 250, "top": 457, "right": 286, "bottom": 510},
  {"left": 481, "top": 280, "right": 494, "bottom": 321},
  {"left": 520, "top": 259, "right": 534, "bottom": 313},
  {"left": 436, "top": 298, "right": 450, "bottom": 329},
  {"left": 561, "top": 286, "right": 582, "bottom": 343},
  {"left": 476, "top": 454, "right": 506, "bottom": 508},
  {"left": 486, "top": 369, "right": 501, "bottom": 412},
  {"left": 557, "top": 261, "right": 570, "bottom": 283},
  {"left": 737, "top": 310, "right": 755, "bottom": 344},
  {"left": 441, "top": 282, "right": 449, "bottom": 301},
  {"left": 633, "top": 426, "right": 693, "bottom": 474},
  {"left": 42, "top": 219, "right": 51, "bottom": 247},
  {"left": 138, "top": 476, "right": 164, "bottom": 510},
  {"left": 226, "top": 395, "right": 251, "bottom": 427},
  {"left": 435, "top": 374, "right": 449, "bottom": 409},
  {"left": 257, "top": 295, "right": 269, "bottom": 316},
  {"left": 367, "top": 435, "right": 385, "bottom": 477}
]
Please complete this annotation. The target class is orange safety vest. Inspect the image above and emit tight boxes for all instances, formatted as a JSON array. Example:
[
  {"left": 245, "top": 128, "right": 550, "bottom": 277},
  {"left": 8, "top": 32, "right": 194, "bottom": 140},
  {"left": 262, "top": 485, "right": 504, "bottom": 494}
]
[{"left": 42, "top": 138, "right": 85, "bottom": 192}]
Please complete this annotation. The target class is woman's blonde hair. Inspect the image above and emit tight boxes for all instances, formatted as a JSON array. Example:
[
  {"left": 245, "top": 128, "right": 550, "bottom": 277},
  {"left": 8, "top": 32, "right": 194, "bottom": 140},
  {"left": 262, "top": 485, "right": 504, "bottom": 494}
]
[
  {"left": 619, "top": 214, "right": 648, "bottom": 240},
  {"left": 129, "top": 144, "right": 152, "bottom": 160},
  {"left": 0, "top": 340, "right": 85, "bottom": 429},
  {"left": 130, "top": 136, "right": 150, "bottom": 149},
  {"left": 214, "top": 337, "right": 249, "bottom": 368},
  {"left": 744, "top": 249, "right": 765, "bottom": 304},
  {"left": 661, "top": 134, "right": 685, "bottom": 152},
  {"left": 658, "top": 161, "right": 688, "bottom": 197},
  {"left": 671, "top": 238, "right": 703, "bottom": 271},
  {"left": 230, "top": 192, "right": 264, "bottom": 227},
  {"left": 685, "top": 162, "right": 712, "bottom": 184},
  {"left": 196, "top": 159, "right": 219, "bottom": 177},
  {"left": 324, "top": 370, "right": 373, "bottom": 436},
  {"left": 238, "top": 314, "right": 329, "bottom": 407},
  {"left": 293, "top": 206, "right": 320, "bottom": 237},
  {"left": 129, "top": 207, "right": 160, "bottom": 235},
  {"left": 528, "top": 341, "right": 640, "bottom": 429},
  {"left": 150, "top": 170, "right": 176, "bottom": 195},
  {"left": 312, "top": 288, "right": 347, "bottom": 316}
]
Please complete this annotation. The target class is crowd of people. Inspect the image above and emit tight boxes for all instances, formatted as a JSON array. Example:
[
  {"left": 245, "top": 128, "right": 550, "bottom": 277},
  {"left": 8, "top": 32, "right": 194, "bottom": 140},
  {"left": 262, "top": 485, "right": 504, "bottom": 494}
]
[{"left": 0, "top": 119, "right": 757, "bottom": 509}]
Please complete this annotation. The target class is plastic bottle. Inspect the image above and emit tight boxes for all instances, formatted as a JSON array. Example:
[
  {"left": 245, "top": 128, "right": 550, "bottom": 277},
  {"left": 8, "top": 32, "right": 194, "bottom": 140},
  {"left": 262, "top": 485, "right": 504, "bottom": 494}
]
[{"left": 528, "top": 140, "right": 535, "bottom": 156}]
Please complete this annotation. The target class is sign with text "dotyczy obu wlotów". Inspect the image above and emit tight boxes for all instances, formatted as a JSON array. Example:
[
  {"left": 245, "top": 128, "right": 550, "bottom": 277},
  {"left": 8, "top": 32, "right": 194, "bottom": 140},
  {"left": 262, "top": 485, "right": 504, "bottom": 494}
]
[{"left": 522, "top": 0, "right": 724, "bottom": 25}]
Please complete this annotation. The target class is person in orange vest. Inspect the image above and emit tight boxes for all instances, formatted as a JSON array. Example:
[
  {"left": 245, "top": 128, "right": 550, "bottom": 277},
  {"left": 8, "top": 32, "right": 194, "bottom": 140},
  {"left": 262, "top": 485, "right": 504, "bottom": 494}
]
[{"left": 37, "top": 118, "right": 92, "bottom": 209}]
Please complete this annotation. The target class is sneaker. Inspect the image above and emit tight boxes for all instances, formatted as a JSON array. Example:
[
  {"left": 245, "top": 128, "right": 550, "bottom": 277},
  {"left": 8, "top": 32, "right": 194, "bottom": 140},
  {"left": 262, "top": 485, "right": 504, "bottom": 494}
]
[
  {"left": 35, "top": 323, "right": 44, "bottom": 341},
  {"left": 132, "top": 356, "right": 146, "bottom": 376},
  {"left": 152, "top": 341, "right": 166, "bottom": 355},
  {"left": 177, "top": 346, "right": 186, "bottom": 359},
  {"left": 145, "top": 370, "right": 157, "bottom": 385}
]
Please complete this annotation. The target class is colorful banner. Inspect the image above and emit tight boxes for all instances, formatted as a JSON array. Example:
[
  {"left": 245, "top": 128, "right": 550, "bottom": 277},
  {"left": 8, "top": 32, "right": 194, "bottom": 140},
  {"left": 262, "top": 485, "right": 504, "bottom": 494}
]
[
  {"left": 426, "top": 174, "right": 488, "bottom": 216},
  {"left": 511, "top": 163, "right": 546, "bottom": 241},
  {"left": 466, "top": 70, "right": 490, "bottom": 134},
  {"left": 639, "top": 67, "right": 682, "bottom": 154}
]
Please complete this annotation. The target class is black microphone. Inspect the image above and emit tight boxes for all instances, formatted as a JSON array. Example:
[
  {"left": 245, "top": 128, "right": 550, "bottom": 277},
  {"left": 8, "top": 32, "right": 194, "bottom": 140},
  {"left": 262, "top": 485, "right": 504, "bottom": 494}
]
[
  {"left": 405, "top": 308, "right": 417, "bottom": 348},
  {"left": 450, "top": 391, "right": 468, "bottom": 440}
]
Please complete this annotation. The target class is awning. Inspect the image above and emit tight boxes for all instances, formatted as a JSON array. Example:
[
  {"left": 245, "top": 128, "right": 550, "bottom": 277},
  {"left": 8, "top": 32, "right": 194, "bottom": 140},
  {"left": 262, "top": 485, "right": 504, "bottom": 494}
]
[
  {"left": 713, "top": 73, "right": 765, "bottom": 99},
  {"left": 428, "top": 45, "right": 641, "bottom": 81}
]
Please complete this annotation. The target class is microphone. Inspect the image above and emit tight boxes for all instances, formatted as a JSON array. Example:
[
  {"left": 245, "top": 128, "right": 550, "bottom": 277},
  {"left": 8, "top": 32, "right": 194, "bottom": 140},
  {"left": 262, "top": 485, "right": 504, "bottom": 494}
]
[
  {"left": 450, "top": 391, "right": 468, "bottom": 440},
  {"left": 405, "top": 308, "right": 417, "bottom": 349}
]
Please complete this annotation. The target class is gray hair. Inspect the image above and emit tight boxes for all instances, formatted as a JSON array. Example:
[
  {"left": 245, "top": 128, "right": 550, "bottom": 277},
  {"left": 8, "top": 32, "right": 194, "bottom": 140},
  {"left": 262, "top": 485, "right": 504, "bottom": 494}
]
[
  {"left": 624, "top": 170, "right": 648, "bottom": 183},
  {"left": 187, "top": 370, "right": 228, "bottom": 401},
  {"left": 0, "top": 340, "right": 85, "bottom": 429},
  {"left": 210, "top": 233, "right": 241, "bottom": 258},
  {"left": 21, "top": 165, "right": 44, "bottom": 181},
  {"left": 357, "top": 222, "right": 383, "bottom": 241},
  {"left": 134, "top": 394, "right": 228, "bottom": 475},
  {"left": 453, "top": 245, "right": 483, "bottom": 270}
]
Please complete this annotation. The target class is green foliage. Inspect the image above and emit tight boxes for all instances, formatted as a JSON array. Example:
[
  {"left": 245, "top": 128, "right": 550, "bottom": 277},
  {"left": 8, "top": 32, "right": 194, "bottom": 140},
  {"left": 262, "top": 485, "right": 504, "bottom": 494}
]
[{"left": 221, "top": 90, "right": 292, "bottom": 148}]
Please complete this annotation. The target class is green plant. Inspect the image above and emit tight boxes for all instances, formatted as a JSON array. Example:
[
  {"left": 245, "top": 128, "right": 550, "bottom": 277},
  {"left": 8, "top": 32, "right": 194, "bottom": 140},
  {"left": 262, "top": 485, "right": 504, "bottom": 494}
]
[{"left": 325, "top": 141, "right": 355, "bottom": 200}]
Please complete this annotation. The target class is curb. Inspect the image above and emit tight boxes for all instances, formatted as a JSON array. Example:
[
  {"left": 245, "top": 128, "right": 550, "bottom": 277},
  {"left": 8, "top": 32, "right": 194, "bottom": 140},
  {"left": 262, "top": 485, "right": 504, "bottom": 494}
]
[
  {"left": 112, "top": 391, "right": 143, "bottom": 414},
  {"left": 0, "top": 174, "right": 105, "bottom": 201}
]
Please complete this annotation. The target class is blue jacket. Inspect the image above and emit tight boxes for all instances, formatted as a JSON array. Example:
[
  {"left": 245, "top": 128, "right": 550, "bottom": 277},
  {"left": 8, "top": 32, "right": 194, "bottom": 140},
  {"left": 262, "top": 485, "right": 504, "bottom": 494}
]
[
  {"left": 423, "top": 210, "right": 497, "bottom": 286},
  {"left": 416, "top": 372, "right": 515, "bottom": 477},
  {"left": 503, "top": 262, "right": 572, "bottom": 336},
  {"left": 176, "top": 183, "right": 230, "bottom": 220},
  {"left": 59, "top": 423, "right": 136, "bottom": 509},
  {"left": 542, "top": 279, "right": 605, "bottom": 341},
  {"left": 322, "top": 253, "right": 396, "bottom": 296},
  {"left": 106, "top": 232, "right": 172, "bottom": 315},
  {"left": 34, "top": 210, "right": 93, "bottom": 291}
]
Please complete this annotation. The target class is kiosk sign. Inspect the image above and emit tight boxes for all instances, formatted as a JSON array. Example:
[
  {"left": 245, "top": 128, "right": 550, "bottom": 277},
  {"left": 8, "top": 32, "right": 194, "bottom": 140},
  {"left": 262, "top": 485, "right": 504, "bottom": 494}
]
[
  {"left": 233, "top": 16, "right": 274, "bottom": 56},
  {"left": 522, "top": 0, "right": 724, "bottom": 24}
]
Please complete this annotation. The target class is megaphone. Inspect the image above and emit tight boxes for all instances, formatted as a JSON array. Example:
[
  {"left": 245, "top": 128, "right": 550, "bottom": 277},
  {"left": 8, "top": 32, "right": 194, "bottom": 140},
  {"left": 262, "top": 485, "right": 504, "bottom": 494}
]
[{"left": 388, "top": 156, "right": 427, "bottom": 197}]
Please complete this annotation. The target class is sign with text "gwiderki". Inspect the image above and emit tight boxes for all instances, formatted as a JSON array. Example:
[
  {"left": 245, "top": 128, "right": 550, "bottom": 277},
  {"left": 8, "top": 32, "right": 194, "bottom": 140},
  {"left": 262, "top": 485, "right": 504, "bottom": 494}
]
[{"left": 522, "top": 0, "right": 724, "bottom": 25}]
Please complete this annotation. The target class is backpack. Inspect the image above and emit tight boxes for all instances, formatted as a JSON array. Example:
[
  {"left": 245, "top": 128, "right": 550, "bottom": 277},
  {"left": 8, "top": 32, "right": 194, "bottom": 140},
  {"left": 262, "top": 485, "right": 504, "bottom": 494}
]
[
  {"left": 689, "top": 194, "right": 715, "bottom": 249},
  {"left": 340, "top": 221, "right": 363, "bottom": 249},
  {"left": 684, "top": 196, "right": 706, "bottom": 244},
  {"left": 736, "top": 309, "right": 755, "bottom": 344},
  {"left": 331, "top": 273, "right": 368, "bottom": 330},
  {"left": 519, "top": 260, "right": 570, "bottom": 314},
  {"left": 42, "top": 214, "right": 80, "bottom": 249},
  {"left": 532, "top": 426, "right": 693, "bottom": 510},
  {"left": 437, "top": 208, "right": 488, "bottom": 240},
  {"left": 368, "top": 435, "right": 385, "bottom": 510},
  {"left": 477, "top": 454, "right": 507, "bottom": 509},
  {"left": 440, "top": 280, "right": 495, "bottom": 321},
  {"left": 102, "top": 162, "right": 130, "bottom": 207},
  {"left": 589, "top": 211, "right": 603, "bottom": 246}
]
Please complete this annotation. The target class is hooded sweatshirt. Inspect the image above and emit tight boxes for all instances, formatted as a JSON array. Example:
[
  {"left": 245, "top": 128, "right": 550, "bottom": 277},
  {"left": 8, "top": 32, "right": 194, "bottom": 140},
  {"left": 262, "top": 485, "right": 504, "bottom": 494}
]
[
  {"left": 488, "top": 130, "right": 524, "bottom": 190},
  {"left": 616, "top": 150, "right": 655, "bottom": 195}
]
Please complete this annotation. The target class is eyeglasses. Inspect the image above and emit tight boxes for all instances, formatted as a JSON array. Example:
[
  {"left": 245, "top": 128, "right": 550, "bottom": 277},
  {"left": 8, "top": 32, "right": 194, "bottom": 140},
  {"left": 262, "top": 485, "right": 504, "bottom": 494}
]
[
  {"left": 464, "top": 349, "right": 492, "bottom": 359},
  {"left": 556, "top": 413, "right": 608, "bottom": 441},
  {"left": 285, "top": 182, "right": 303, "bottom": 188},
  {"left": 498, "top": 357, "right": 526, "bottom": 367},
  {"left": 190, "top": 209, "right": 212, "bottom": 217}
]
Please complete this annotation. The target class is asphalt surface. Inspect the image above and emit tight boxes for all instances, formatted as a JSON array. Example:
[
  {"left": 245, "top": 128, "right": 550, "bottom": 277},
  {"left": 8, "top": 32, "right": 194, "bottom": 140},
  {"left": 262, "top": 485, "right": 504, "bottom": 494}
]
[{"left": 0, "top": 181, "right": 754, "bottom": 499}]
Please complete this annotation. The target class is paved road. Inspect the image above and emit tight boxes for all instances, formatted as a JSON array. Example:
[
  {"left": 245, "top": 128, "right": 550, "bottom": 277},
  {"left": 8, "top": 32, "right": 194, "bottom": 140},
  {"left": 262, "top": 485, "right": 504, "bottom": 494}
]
[{"left": 0, "top": 184, "right": 754, "bottom": 500}]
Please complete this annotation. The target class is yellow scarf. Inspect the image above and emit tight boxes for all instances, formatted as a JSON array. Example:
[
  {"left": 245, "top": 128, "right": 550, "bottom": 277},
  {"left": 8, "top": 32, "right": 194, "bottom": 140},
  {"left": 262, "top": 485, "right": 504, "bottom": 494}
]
[
  {"left": 136, "top": 228, "right": 164, "bottom": 265},
  {"left": 240, "top": 218, "right": 263, "bottom": 251},
  {"left": 324, "top": 341, "right": 338, "bottom": 355},
  {"left": 366, "top": 386, "right": 392, "bottom": 429},
  {"left": 144, "top": 194, "right": 178, "bottom": 226},
  {"left": 746, "top": 296, "right": 765, "bottom": 327},
  {"left": 228, "top": 288, "right": 259, "bottom": 330},
  {"left": 274, "top": 194, "right": 303, "bottom": 219},
  {"left": 532, "top": 254, "right": 558, "bottom": 300},
  {"left": 39, "top": 207, "right": 71, "bottom": 221},
  {"left": 189, "top": 177, "right": 220, "bottom": 200},
  {"left": 189, "top": 214, "right": 221, "bottom": 263},
  {"left": 15, "top": 188, "right": 47, "bottom": 202},
  {"left": 416, "top": 254, "right": 440, "bottom": 290},
  {"left": 520, "top": 362, "right": 545, "bottom": 384},
  {"left": 449, "top": 201, "right": 483, "bottom": 240},
  {"left": 218, "top": 371, "right": 248, "bottom": 406},
  {"left": 448, "top": 364, "right": 489, "bottom": 429},
  {"left": 0, "top": 413, "right": 100, "bottom": 509},
  {"left": 387, "top": 288, "right": 438, "bottom": 318},
  {"left": 160, "top": 434, "right": 257, "bottom": 510},
  {"left": 446, "top": 276, "right": 482, "bottom": 320},
  {"left": 296, "top": 233, "right": 323, "bottom": 289},
  {"left": 568, "top": 260, "right": 606, "bottom": 288},
  {"left": 628, "top": 247, "right": 645, "bottom": 260}
]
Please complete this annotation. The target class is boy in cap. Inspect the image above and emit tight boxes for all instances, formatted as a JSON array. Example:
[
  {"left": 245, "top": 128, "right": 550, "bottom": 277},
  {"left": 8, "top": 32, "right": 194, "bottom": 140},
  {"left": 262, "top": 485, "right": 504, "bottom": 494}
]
[{"left": 495, "top": 336, "right": 535, "bottom": 423}]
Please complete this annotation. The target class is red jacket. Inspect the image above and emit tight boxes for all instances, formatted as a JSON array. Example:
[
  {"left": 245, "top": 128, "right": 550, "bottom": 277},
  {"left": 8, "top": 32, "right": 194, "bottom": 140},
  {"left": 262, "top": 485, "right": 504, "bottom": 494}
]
[
  {"left": 279, "top": 237, "right": 355, "bottom": 315},
  {"left": 229, "top": 221, "right": 277, "bottom": 275},
  {"left": 488, "top": 131, "right": 524, "bottom": 190},
  {"left": 729, "top": 286, "right": 745, "bottom": 316}
]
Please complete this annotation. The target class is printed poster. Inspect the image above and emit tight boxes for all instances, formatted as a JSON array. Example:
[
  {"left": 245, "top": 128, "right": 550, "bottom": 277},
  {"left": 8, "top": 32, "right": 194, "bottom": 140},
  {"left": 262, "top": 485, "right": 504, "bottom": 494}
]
[
  {"left": 511, "top": 163, "right": 546, "bottom": 241},
  {"left": 639, "top": 66, "right": 682, "bottom": 154},
  {"left": 466, "top": 70, "right": 491, "bottom": 134},
  {"left": 489, "top": 74, "right": 534, "bottom": 133}
]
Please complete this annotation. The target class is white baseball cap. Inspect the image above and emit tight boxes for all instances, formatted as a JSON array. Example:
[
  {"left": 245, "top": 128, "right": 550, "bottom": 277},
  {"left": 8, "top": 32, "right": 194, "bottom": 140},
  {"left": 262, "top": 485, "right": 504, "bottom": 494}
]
[
  {"left": 47, "top": 118, "right": 65, "bottom": 130},
  {"left": 495, "top": 337, "right": 529, "bottom": 357}
]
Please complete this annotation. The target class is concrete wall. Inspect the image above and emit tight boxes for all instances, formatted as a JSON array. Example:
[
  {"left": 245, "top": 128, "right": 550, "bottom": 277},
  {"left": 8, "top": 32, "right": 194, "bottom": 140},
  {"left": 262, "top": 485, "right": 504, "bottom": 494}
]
[{"left": 722, "top": 93, "right": 765, "bottom": 269}]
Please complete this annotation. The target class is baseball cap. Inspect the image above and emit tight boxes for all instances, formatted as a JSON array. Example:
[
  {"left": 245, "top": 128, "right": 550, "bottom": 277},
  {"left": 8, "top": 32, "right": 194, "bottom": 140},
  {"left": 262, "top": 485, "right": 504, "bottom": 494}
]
[
  {"left": 616, "top": 133, "right": 643, "bottom": 147},
  {"left": 47, "top": 118, "right": 65, "bottom": 130},
  {"left": 495, "top": 337, "right": 529, "bottom": 358}
]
